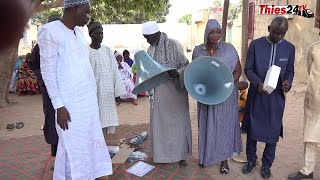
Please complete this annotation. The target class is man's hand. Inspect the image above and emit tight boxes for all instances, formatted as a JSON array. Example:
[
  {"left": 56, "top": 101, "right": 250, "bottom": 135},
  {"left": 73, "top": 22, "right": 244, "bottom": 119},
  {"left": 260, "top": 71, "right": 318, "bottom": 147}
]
[
  {"left": 57, "top": 107, "right": 71, "bottom": 131},
  {"left": 118, "top": 62, "right": 123, "bottom": 69},
  {"left": 258, "top": 82, "right": 267, "bottom": 94},
  {"left": 282, "top": 80, "right": 290, "bottom": 92},
  {"left": 115, "top": 97, "right": 121, "bottom": 106}
]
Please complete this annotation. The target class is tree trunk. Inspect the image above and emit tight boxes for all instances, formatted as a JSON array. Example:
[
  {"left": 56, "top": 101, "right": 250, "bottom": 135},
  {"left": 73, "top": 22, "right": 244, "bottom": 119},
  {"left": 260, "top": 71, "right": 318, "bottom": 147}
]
[
  {"left": 0, "top": 0, "right": 63, "bottom": 108},
  {"left": 241, "top": 0, "right": 249, "bottom": 80},
  {"left": 0, "top": 43, "right": 19, "bottom": 108},
  {"left": 221, "top": 0, "right": 230, "bottom": 41}
]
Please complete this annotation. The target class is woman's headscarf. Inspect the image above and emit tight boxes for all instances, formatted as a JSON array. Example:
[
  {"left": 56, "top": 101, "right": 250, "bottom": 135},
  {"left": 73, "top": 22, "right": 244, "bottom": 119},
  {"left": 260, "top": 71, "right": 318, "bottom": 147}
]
[
  {"left": 204, "top": 19, "right": 222, "bottom": 44},
  {"left": 114, "top": 51, "right": 123, "bottom": 61}
]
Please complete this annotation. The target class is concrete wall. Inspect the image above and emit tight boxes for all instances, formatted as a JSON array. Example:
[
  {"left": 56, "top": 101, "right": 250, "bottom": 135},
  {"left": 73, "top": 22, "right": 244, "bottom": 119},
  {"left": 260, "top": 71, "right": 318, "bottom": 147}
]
[
  {"left": 81, "top": 23, "right": 192, "bottom": 52},
  {"left": 20, "top": 22, "right": 192, "bottom": 57},
  {"left": 253, "top": 0, "right": 320, "bottom": 81},
  {"left": 228, "top": 13, "right": 243, "bottom": 58},
  {"left": 18, "top": 20, "right": 39, "bottom": 56}
]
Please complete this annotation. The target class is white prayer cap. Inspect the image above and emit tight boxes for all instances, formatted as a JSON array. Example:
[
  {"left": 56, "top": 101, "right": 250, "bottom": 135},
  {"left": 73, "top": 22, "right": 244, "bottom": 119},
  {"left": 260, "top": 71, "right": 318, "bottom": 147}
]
[
  {"left": 142, "top": 21, "right": 160, "bottom": 35},
  {"left": 64, "top": 0, "right": 90, "bottom": 8},
  {"left": 114, "top": 52, "right": 122, "bottom": 58}
]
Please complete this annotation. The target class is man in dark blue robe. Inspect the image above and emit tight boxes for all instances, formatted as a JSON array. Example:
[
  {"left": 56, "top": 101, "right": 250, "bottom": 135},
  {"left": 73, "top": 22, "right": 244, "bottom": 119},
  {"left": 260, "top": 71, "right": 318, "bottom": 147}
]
[{"left": 241, "top": 16, "right": 295, "bottom": 179}]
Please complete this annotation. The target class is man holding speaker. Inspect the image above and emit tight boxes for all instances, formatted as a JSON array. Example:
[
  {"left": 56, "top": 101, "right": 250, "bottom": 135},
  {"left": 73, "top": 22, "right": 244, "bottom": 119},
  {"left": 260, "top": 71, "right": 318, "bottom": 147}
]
[
  {"left": 37, "top": 0, "right": 112, "bottom": 179},
  {"left": 142, "top": 21, "right": 192, "bottom": 167},
  {"left": 192, "top": 19, "right": 242, "bottom": 174},
  {"left": 242, "top": 16, "right": 295, "bottom": 179}
]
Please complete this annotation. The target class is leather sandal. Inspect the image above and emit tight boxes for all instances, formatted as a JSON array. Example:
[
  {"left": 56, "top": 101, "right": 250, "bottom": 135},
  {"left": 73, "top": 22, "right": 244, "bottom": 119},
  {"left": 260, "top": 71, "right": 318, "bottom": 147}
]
[
  {"left": 16, "top": 122, "right": 24, "bottom": 129},
  {"left": 6, "top": 124, "right": 15, "bottom": 130}
]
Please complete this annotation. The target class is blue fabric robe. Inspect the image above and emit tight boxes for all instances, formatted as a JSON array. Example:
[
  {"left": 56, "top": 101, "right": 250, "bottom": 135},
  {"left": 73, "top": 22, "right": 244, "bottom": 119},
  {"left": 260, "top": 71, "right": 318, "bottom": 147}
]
[{"left": 242, "top": 37, "right": 295, "bottom": 143}]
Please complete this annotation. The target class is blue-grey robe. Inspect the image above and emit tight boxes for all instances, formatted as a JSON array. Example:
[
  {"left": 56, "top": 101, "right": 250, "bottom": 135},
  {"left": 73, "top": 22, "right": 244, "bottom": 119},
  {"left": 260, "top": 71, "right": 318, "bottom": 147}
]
[
  {"left": 192, "top": 42, "right": 242, "bottom": 166},
  {"left": 242, "top": 37, "right": 295, "bottom": 143}
]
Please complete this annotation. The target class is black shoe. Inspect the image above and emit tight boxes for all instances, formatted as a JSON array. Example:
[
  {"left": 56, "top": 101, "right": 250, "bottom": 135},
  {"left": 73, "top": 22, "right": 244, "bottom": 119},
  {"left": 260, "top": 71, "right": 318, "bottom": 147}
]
[
  {"left": 288, "top": 172, "right": 313, "bottom": 180},
  {"left": 261, "top": 166, "right": 271, "bottom": 179},
  {"left": 242, "top": 161, "right": 256, "bottom": 174},
  {"left": 179, "top": 160, "right": 188, "bottom": 167},
  {"left": 199, "top": 164, "right": 205, "bottom": 167}
]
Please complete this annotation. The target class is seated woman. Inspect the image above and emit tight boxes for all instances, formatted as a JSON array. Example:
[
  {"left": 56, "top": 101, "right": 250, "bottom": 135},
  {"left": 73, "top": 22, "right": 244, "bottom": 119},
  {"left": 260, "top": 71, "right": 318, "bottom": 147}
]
[
  {"left": 132, "top": 63, "right": 147, "bottom": 97},
  {"left": 238, "top": 81, "right": 249, "bottom": 123},
  {"left": 9, "top": 57, "right": 23, "bottom": 93},
  {"left": 115, "top": 52, "right": 138, "bottom": 105},
  {"left": 16, "top": 53, "right": 40, "bottom": 95}
]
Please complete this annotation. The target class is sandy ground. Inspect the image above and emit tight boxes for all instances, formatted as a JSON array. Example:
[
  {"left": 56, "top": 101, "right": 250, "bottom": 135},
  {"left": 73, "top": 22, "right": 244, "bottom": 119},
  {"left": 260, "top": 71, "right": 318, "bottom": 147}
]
[{"left": 1, "top": 81, "right": 320, "bottom": 179}]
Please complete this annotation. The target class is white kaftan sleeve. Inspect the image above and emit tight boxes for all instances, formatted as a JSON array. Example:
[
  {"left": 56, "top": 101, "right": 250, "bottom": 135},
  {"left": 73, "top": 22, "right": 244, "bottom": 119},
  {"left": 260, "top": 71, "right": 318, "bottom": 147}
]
[
  {"left": 89, "top": 50, "right": 97, "bottom": 76},
  {"left": 38, "top": 28, "right": 64, "bottom": 110}
]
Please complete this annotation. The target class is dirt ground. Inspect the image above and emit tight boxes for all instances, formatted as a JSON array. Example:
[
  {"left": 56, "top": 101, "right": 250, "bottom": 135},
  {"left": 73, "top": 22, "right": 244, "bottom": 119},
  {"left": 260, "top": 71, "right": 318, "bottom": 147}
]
[{"left": 1, "top": 80, "right": 320, "bottom": 180}]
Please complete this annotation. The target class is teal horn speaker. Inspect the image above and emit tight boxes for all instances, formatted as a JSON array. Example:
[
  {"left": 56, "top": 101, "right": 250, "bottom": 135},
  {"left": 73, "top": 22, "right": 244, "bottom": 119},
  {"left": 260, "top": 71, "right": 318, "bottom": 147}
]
[
  {"left": 132, "top": 50, "right": 176, "bottom": 94},
  {"left": 184, "top": 56, "right": 234, "bottom": 105}
]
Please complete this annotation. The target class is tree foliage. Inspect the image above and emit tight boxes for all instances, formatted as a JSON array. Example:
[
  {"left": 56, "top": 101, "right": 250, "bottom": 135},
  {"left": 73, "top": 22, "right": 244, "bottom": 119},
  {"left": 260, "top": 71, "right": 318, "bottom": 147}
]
[
  {"left": 204, "top": 0, "right": 242, "bottom": 20},
  {"left": 178, "top": 0, "right": 242, "bottom": 25},
  {"left": 178, "top": 14, "right": 192, "bottom": 25},
  {"left": 32, "top": 8, "right": 62, "bottom": 24},
  {"left": 91, "top": 0, "right": 170, "bottom": 24},
  {"left": 228, "top": 2, "right": 242, "bottom": 20},
  {"left": 32, "top": 0, "right": 171, "bottom": 24}
]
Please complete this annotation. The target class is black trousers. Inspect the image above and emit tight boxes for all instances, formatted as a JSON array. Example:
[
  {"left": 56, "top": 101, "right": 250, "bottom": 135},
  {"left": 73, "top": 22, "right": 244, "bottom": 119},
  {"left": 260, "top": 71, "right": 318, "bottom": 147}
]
[
  {"left": 246, "top": 136, "right": 277, "bottom": 168},
  {"left": 42, "top": 86, "right": 59, "bottom": 157}
]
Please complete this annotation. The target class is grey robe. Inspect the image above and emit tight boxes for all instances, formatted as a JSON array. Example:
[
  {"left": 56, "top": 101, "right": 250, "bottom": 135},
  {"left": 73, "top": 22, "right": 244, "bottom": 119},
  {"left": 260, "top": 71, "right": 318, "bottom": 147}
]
[{"left": 147, "top": 33, "right": 192, "bottom": 163}]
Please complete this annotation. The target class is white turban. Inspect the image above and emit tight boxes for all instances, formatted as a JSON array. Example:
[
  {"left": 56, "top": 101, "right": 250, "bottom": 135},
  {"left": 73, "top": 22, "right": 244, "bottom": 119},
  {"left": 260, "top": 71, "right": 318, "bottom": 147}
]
[
  {"left": 142, "top": 21, "right": 160, "bottom": 35},
  {"left": 114, "top": 52, "right": 122, "bottom": 59},
  {"left": 64, "top": 0, "right": 90, "bottom": 8}
]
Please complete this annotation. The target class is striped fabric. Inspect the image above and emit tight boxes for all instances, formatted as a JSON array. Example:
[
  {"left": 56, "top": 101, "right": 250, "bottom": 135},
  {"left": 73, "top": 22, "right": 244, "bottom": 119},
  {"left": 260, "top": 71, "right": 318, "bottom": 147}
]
[
  {"left": 147, "top": 34, "right": 192, "bottom": 163},
  {"left": 151, "top": 79, "right": 192, "bottom": 163}
]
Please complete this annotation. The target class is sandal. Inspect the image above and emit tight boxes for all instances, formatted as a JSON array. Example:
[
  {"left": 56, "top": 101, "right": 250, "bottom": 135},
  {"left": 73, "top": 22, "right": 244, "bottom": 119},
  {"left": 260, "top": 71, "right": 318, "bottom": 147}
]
[
  {"left": 16, "top": 122, "right": 24, "bottom": 129},
  {"left": 6, "top": 124, "right": 15, "bottom": 130},
  {"left": 220, "top": 166, "right": 230, "bottom": 174}
]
